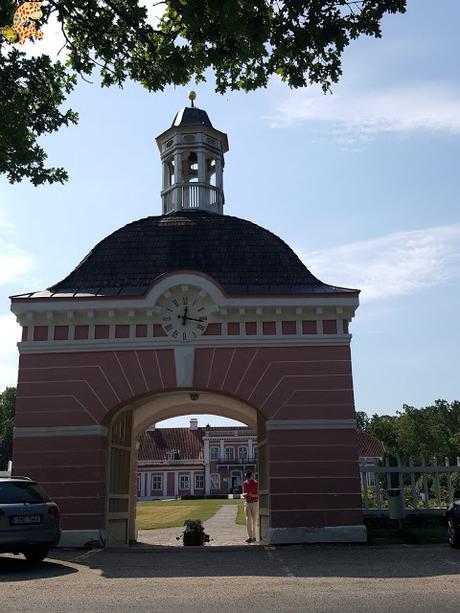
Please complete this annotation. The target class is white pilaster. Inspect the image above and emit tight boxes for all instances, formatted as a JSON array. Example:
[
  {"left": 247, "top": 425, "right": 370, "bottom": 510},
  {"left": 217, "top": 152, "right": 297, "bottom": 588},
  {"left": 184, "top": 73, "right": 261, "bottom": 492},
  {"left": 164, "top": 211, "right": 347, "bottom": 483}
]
[{"left": 220, "top": 439, "right": 225, "bottom": 461}]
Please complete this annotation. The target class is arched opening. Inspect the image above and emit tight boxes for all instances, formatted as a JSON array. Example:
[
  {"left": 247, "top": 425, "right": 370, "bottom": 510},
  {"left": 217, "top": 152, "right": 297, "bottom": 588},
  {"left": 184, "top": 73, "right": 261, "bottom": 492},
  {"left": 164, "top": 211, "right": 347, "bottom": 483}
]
[{"left": 106, "top": 391, "right": 268, "bottom": 547}]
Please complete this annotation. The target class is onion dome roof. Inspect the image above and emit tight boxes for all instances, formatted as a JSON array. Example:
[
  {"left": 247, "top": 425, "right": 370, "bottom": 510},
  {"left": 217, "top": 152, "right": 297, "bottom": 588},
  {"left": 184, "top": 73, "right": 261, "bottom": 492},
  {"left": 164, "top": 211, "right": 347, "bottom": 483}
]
[{"left": 171, "top": 107, "right": 213, "bottom": 128}]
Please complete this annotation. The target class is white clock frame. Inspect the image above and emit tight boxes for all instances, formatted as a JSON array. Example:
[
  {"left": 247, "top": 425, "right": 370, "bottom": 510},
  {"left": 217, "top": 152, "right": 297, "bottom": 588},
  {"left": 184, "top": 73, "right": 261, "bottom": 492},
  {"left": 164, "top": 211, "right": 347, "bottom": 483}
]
[{"left": 159, "top": 285, "right": 210, "bottom": 341}]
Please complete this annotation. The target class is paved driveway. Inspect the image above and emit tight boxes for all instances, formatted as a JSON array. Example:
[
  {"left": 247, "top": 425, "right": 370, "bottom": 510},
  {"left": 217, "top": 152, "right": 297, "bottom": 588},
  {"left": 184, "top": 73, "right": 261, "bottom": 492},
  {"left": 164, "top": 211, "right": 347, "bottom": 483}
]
[{"left": 1, "top": 543, "right": 460, "bottom": 612}]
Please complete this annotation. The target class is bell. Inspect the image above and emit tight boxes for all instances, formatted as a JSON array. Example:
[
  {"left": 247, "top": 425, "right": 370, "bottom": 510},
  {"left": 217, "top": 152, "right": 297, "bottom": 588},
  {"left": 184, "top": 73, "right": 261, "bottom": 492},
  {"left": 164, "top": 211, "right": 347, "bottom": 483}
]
[{"left": 188, "top": 151, "right": 198, "bottom": 164}]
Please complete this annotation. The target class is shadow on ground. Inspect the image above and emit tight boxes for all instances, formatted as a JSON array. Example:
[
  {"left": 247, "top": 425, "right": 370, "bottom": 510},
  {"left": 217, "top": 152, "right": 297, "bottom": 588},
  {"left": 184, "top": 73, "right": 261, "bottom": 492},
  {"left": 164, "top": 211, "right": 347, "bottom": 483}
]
[
  {"left": 0, "top": 554, "right": 78, "bottom": 581},
  {"left": 26, "top": 542, "right": 460, "bottom": 581}
]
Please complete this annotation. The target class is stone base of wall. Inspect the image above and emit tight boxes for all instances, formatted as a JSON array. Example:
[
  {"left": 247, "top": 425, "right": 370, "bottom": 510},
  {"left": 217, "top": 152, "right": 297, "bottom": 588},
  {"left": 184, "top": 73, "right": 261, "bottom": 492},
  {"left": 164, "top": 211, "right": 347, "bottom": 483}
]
[
  {"left": 58, "top": 529, "right": 106, "bottom": 548},
  {"left": 267, "top": 524, "right": 367, "bottom": 545}
]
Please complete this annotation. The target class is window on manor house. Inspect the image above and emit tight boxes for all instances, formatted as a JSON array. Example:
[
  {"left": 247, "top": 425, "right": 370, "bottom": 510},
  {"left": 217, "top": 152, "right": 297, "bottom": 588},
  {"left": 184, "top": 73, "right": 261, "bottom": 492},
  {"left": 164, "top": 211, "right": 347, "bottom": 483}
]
[
  {"left": 238, "top": 446, "right": 248, "bottom": 460},
  {"left": 253, "top": 446, "right": 258, "bottom": 459},
  {"left": 195, "top": 474, "right": 204, "bottom": 489},
  {"left": 180, "top": 475, "right": 190, "bottom": 490},
  {"left": 166, "top": 451, "right": 176, "bottom": 461},
  {"left": 211, "top": 473, "right": 220, "bottom": 490},
  {"left": 225, "top": 447, "right": 234, "bottom": 460},
  {"left": 151, "top": 475, "right": 162, "bottom": 491},
  {"left": 210, "top": 447, "right": 219, "bottom": 460}
]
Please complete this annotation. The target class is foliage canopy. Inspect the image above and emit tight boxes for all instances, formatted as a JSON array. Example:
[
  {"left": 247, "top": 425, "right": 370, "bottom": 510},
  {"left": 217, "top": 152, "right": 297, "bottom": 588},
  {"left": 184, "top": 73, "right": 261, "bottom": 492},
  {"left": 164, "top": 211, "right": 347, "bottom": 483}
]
[
  {"left": 0, "top": 386, "right": 15, "bottom": 469},
  {"left": 360, "top": 400, "right": 460, "bottom": 461},
  {"left": 0, "top": 0, "right": 406, "bottom": 185}
]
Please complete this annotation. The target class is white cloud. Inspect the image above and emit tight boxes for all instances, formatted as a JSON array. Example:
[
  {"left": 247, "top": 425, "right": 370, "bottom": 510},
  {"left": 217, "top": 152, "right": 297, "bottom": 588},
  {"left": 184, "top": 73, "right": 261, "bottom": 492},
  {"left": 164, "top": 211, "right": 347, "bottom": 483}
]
[
  {"left": 0, "top": 207, "right": 36, "bottom": 287},
  {"left": 297, "top": 225, "right": 460, "bottom": 301},
  {"left": 0, "top": 314, "right": 20, "bottom": 390},
  {"left": 271, "top": 82, "right": 460, "bottom": 138},
  {"left": 0, "top": 227, "right": 34, "bottom": 286}
]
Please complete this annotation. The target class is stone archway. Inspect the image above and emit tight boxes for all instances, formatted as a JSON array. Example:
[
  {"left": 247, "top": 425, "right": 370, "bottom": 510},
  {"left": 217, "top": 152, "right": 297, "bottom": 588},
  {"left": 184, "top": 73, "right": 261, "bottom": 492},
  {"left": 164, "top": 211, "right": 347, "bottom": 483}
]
[
  {"left": 106, "top": 390, "right": 267, "bottom": 546},
  {"left": 12, "top": 338, "right": 365, "bottom": 547}
]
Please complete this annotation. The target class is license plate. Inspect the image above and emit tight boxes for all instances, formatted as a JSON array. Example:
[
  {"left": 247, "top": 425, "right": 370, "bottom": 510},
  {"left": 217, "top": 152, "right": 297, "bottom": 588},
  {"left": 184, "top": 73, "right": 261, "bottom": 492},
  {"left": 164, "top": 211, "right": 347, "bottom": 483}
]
[{"left": 10, "top": 515, "right": 41, "bottom": 525}]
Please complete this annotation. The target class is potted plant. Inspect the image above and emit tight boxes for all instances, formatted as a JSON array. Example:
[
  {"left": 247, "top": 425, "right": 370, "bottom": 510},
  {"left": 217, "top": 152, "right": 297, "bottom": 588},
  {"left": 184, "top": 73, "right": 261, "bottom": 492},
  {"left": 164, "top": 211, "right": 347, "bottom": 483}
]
[{"left": 178, "top": 520, "right": 210, "bottom": 546}]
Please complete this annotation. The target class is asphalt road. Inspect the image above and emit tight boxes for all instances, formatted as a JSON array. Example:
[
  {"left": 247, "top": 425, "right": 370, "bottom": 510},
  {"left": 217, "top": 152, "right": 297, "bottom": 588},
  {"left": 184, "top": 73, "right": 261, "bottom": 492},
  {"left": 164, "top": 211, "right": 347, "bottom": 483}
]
[{"left": 1, "top": 543, "right": 460, "bottom": 612}]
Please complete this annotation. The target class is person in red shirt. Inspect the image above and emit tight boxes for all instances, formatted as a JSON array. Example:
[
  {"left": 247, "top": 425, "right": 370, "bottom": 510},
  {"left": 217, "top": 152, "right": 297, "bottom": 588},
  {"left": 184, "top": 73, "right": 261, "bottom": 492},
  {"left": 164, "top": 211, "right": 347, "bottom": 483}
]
[{"left": 242, "top": 471, "right": 258, "bottom": 543}]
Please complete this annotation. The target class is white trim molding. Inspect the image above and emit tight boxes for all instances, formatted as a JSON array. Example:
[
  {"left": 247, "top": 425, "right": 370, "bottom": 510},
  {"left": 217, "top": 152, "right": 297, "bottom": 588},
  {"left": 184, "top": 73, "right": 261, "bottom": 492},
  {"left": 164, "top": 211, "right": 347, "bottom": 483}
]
[
  {"left": 267, "top": 525, "right": 367, "bottom": 545},
  {"left": 59, "top": 529, "right": 105, "bottom": 548},
  {"left": 14, "top": 425, "right": 108, "bottom": 438},
  {"left": 266, "top": 419, "right": 357, "bottom": 430}
]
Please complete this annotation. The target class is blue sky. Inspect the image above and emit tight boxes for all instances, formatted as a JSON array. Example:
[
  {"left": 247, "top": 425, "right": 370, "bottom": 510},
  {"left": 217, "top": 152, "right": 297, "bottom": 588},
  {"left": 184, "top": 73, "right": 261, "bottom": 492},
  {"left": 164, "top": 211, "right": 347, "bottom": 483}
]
[{"left": 1, "top": 0, "right": 459, "bottom": 427}]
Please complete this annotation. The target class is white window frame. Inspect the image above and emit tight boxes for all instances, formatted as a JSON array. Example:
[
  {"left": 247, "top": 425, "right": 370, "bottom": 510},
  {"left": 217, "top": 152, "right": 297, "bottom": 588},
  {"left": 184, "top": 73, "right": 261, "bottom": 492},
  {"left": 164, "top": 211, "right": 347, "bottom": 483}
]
[
  {"left": 224, "top": 446, "right": 234, "bottom": 460},
  {"left": 179, "top": 474, "right": 190, "bottom": 490},
  {"left": 195, "top": 474, "right": 204, "bottom": 490},
  {"left": 210, "top": 446, "right": 219, "bottom": 461},
  {"left": 151, "top": 474, "right": 162, "bottom": 491},
  {"left": 238, "top": 446, "right": 248, "bottom": 460}
]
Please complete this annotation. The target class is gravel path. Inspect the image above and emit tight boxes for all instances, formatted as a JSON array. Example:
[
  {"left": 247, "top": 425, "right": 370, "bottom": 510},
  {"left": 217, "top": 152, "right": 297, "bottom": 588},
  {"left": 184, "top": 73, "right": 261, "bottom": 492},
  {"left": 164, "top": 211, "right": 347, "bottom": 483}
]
[{"left": 137, "top": 503, "right": 251, "bottom": 547}]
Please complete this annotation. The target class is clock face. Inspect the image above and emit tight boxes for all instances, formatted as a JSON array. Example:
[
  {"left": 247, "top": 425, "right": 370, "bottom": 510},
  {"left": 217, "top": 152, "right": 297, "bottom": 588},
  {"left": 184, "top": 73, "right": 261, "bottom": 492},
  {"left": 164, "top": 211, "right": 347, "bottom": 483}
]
[{"left": 160, "top": 287, "right": 209, "bottom": 341}]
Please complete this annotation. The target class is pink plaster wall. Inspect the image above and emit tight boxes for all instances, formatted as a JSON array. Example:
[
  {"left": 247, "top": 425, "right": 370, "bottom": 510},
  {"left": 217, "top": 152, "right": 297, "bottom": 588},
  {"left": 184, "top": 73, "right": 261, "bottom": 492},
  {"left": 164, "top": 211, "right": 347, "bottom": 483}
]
[{"left": 14, "top": 343, "right": 362, "bottom": 534}]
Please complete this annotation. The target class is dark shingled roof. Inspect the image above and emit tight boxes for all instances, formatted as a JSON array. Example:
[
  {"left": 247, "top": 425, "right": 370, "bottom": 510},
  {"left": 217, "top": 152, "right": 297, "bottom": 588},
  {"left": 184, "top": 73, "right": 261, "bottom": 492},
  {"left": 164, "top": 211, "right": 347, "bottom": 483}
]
[{"left": 48, "top": 211, "right": 356, "bottom": 297}]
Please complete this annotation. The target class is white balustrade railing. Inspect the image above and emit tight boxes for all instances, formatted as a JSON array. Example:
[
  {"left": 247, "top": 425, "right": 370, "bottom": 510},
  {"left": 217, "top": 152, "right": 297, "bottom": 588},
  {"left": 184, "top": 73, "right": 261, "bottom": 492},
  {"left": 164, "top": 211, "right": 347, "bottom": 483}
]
[
  {"left": 162, "top": 183, "right": 223, "bottom": 214},
  {"left": 360, "top": 456, "right": 460, "bottom": 514}
]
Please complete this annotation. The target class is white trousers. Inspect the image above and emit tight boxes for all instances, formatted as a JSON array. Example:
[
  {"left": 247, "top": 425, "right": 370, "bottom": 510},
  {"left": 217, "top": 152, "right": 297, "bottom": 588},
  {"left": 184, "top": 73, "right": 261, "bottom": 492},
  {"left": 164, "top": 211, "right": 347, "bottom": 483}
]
[{"left": 244, "top": 501, "right": 259, "bottom": 540}]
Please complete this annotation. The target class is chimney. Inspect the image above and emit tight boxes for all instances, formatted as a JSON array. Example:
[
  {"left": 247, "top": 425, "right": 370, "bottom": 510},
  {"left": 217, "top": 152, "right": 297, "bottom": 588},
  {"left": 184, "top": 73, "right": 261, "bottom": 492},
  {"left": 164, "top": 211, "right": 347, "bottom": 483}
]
[{"left": 190, "top": 418, "right": 198, "bottom": 430}]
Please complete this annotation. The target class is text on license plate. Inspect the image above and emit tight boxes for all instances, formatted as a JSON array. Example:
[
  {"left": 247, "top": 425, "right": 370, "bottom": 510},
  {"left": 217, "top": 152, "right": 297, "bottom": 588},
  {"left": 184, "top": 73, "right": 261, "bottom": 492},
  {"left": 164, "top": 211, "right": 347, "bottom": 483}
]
[{"left": 11, "top": 515, "right": 41, "bottom": 525}]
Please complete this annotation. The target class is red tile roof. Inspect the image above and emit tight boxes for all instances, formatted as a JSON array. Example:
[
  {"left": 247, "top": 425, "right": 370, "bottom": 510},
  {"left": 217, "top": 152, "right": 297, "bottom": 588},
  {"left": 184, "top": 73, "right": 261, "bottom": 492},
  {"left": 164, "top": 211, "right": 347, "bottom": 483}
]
[
  {"left": 138, "top": 426, "right": 384, "bottom": 462},
  {"left": 356, "top": 430, "right": 385, "bottom": 458},
  {"left": 139, "top": 428, "right": 204, "bottom": 461},
  {"left": 138, "top": 426, "right": 256, "bottom": 461}
]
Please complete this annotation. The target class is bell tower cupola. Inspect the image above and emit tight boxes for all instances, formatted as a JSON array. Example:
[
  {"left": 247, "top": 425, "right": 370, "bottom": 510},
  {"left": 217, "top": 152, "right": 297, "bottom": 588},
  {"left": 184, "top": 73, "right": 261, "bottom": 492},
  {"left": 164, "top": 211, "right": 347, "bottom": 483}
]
[{"left": 155, "top": 92, "right": 229, "bottom": 215}]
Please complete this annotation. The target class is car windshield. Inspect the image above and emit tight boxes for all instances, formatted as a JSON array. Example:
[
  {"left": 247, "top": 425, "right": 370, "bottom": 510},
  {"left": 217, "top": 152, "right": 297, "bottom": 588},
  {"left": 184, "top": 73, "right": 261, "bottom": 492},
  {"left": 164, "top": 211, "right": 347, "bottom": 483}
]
[{"left": 0, "top": 482, "right": 50, "bottom": 504}]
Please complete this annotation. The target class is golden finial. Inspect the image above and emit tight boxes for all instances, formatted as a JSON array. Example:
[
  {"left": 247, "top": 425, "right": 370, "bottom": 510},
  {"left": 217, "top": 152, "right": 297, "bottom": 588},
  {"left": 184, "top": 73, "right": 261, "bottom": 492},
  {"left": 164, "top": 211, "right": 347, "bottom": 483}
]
[{"left": 188, "top": 90, "right": 197, "bottom": 108}]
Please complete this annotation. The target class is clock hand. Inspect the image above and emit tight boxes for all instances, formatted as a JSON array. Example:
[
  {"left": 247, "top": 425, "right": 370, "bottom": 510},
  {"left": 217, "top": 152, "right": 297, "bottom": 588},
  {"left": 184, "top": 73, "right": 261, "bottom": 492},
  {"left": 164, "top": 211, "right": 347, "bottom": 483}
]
[
  {"left": 183, "top": 315, "right": 206, "bottom": 323},
  {"left": 181, "top": 306, "right": 188, "bottom": 326}
]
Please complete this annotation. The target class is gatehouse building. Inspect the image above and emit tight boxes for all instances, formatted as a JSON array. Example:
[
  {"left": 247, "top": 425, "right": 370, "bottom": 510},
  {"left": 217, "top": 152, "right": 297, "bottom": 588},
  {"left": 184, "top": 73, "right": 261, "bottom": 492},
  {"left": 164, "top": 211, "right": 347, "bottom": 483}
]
[{"left": 11, "top": 95, "right": 364, "bottom": 546}]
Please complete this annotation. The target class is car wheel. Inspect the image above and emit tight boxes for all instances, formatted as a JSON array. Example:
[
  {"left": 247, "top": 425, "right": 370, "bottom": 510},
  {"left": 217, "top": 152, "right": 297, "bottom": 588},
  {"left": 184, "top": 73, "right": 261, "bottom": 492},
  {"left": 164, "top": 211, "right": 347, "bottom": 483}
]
[
  {"left": 447, "top": 519, "right": 460, "bottom": 548},
  {"left": 23, "top": 546, "right": 49, "bottom": 563}
]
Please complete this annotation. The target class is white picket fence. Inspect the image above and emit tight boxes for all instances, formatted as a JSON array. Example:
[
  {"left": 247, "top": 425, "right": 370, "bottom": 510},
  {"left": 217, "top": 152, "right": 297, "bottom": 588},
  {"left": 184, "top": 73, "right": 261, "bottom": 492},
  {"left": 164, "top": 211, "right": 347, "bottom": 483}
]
[
  {"left": 360, "top": 457, "right": 460, "bottom": 514},
  {"left": 0, "top": 460, "right": 12, "bottom": 477}
]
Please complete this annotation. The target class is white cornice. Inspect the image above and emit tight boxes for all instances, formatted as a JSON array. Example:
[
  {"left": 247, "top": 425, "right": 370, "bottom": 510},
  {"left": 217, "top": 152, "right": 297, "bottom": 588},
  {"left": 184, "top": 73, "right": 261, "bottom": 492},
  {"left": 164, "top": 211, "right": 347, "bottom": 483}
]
[
  {"left": 11, "top": 273, "right": 359, "bottom": 316},
  {"left": 16, "top": 334, "right": 352, "bottom": 354}
]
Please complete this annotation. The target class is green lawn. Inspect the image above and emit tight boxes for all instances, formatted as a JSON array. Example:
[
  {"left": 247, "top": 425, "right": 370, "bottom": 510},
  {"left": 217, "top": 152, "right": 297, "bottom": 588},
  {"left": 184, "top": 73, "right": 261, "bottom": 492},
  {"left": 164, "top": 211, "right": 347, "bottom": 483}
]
[
  {"left": 137, "top": 498, "right": 245, "bottom": 530},
  {"left": 235, "top": 501, "right": 245, "bottom": 525}
]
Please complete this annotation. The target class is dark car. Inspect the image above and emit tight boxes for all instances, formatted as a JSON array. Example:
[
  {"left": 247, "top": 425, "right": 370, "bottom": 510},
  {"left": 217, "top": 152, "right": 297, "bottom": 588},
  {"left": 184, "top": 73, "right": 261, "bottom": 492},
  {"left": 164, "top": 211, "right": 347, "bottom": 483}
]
[
  {"left": 0, "top": 476, "right": 61, "bottom": 562},
  {"left": 446, "top": 500, "right": 460, "bottom": 548}
]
